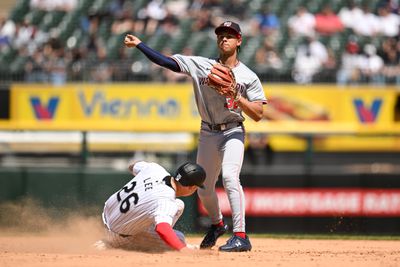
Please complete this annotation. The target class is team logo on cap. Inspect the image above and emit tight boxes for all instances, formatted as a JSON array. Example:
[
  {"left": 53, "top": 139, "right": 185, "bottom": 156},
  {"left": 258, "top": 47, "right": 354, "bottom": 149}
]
[
  {"left": 175, "top": 173, "right": 182, "bottom": 181},
  {"left": 224, "top": 21, "right": 232, "bottom": 27}
]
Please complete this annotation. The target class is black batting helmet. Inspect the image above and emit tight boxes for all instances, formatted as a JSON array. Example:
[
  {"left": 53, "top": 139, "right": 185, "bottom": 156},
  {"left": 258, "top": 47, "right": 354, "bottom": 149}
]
[{"left": 174, "top": 162, "right": 206, "bottom": 189}]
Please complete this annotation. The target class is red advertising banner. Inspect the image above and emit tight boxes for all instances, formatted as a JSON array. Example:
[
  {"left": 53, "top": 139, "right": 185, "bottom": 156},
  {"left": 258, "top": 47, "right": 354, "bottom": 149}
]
[{"left": 198, "top": 189, "right": 400, "bottom": 217}]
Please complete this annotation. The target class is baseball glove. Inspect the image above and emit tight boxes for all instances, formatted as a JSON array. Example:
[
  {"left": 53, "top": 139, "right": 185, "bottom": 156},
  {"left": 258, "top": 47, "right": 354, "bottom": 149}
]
[{"left": 207, "top": 63, "right": 239, "bottom": 100}]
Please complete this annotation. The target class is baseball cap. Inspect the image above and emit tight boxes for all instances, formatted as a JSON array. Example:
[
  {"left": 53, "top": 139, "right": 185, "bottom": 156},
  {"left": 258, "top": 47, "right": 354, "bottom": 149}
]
[
  {"left": 174, "top": 162, "right": 206, "bottom": 189},
  {"left": 215, "top": 21, "right": 242, "bottom": 37}
]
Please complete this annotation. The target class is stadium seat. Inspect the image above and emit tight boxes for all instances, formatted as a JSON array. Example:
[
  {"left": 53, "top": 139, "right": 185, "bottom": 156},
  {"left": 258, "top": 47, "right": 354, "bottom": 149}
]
[
  {"left": 39, "top": 11, "right": 66, "bottom": 32},
  {"left": 169, "top": 18, "right": 194, "bottom": 54},
  {"left": 10, "top": 0, "right": 30, "bottom": 23},
  {"left": 24, "top": 9, "right": 46, "bottom": 26}
]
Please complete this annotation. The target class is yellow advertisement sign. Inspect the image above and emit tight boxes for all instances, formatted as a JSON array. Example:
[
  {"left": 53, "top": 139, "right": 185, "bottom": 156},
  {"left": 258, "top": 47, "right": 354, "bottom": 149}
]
[
  {"left": 10, "top": 84, "right": 200, "bottom": 131},
  {"left": 5, "top": 83, "right": 400, "bottom": 151}
]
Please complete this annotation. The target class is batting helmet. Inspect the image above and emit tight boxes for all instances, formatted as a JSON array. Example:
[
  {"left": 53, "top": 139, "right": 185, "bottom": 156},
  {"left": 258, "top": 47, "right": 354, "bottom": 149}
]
[{"left": 174, "top": 162, "right": 206, "bottom": 188}]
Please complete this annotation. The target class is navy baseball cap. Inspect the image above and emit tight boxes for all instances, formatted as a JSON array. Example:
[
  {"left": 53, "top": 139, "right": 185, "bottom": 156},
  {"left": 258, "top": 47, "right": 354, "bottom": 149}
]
[
  {"left": 215, "top": 21, "right": 242, "bottom": 37},
  {"left": 174, "top": 162, "right": 206, "bottom": 189}
]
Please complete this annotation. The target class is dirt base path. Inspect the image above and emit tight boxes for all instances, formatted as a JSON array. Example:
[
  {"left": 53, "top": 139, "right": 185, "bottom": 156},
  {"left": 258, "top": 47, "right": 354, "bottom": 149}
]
[{"left": 1, "top": 233, "right": 399, "bottom": 267}]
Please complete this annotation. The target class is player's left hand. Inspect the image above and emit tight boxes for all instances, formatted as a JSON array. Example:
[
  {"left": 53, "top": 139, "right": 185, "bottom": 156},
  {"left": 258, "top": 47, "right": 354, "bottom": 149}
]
[{"left": 207, "top": 63, "right": 239, "bottom": 100}]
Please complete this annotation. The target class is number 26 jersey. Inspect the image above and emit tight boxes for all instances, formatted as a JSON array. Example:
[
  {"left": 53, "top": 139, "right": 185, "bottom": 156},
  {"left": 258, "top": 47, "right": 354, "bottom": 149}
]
[{"left": 103, "top": 161, "right": 179, "bottom": 236}]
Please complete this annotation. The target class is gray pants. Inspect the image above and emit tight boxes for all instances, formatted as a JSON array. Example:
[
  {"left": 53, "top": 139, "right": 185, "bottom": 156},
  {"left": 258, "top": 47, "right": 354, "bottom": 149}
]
[{"left": 197, "top": 125, "right": 246, "bottom": 233}]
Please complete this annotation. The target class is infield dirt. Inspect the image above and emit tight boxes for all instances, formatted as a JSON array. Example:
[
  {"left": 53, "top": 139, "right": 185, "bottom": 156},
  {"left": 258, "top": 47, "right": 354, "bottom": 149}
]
[
  {"left": 0, "top": 200, "right": 399, "bottom": 267},
  {"left": 1, "top": 220, "right": 399, "bottom": 267}
]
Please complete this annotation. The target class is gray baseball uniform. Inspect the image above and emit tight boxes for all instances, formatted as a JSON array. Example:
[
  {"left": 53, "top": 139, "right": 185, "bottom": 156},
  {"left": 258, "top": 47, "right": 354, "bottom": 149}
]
[
  {"left": 102, "top": 161, "right": 185, "bottom": 251},
  {"left": 171, "top": 55, "right": 267, "bottom": 232}
]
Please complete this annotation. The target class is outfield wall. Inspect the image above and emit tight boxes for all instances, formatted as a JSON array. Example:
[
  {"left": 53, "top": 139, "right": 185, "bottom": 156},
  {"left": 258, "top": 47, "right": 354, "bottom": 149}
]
[{"left": 1, "top": 167, "right": 399, "bottom": 234}]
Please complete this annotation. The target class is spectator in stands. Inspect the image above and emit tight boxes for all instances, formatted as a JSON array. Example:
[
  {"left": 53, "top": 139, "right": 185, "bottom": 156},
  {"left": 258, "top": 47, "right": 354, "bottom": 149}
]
[
  {"left": 254, "top": 38, "right": 283, "bottom": 74},
  {"left": 45, "top": 37, "right": 67, "bottom": 85},
  {"left": 137, "top": 0, "right": 168, "bottom": 35},
  {"left": 108, "top": 0, "right": 128, "bottom": 18},
  {"left": 221, "top": 0, "right": 249, "bottom": 21},
  {"left": 66, "top": 47, "right": 87, "bottom": 81},
  {"left": 376, "top": 5, "right": 400, "bottom": 37},
  {"left": 359, "top": 44, "right": 384, "bottom": 84},
  {"left": 336, "top": 38, "right": 363, "bottom": 85},
  {"left": 30, "top": 0, "right": 77, "bottom": 12},
  {"left": 292, "top": 35, "right": 328, "bottom": 83},
  {"left": 314, "top": 4, "right": 344, "bottom": 36},
  {"left": 354, "top": 5, "right": 381, "bottom": 37},
  {"left": 25, "top": 48, "right": 48, "bottom": 82},
  {"left": 48, "top": 48, "right": 67, "bottom": 85},
  {"left": 165, "top": 0, "right": 189, "bottom": 19},
  {"left": 379, "top": 37, "right": 400, "bottom": 84},
  {"left": 188, "top": 0, "right": 221, "bottom": 14},
  {"left": 379, "top": 0, "right": 400, "bottom": 14},
  {"left": 191, "top": 8, "right": 215, "bottom": 32},
  {"left": 90, "top": 45, "right": 113, "bottom": 83},
  {"left": 338, "top": 0, "right": 364, "bottom": 30},
  {"left": 159, "top": 12, "right": 180, "bottom": 37},
  {"left": 111, "top": 11, "right": 135, "bottom": 35},
  {"left": 0, "top": 16, "right": 15, "bottom": 51},
  {"left": 288, "top": 6, "right": 316, "bottom": 38},
  {"left": 338, "top": 1, "right": 380, "bottom": 37},
  {"left": 250, "top": 4, "right": 280, "bottom": 39},
  {"left": 111, "top": 46, "right": 132, "bottom": 81},
  {"left": 315, "top": 47, "right": 338, "bottom": 83},
  {"left": 14, "top": 18, "right": 36, "bottom": 50}
]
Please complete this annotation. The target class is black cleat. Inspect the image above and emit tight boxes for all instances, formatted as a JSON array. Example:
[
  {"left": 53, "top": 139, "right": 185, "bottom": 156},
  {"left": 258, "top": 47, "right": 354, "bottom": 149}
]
[
  {"left": 200, "top": 223, "right": 228, "bottom": 249},
  {"left": 219, "top": 235, "right": 252, "bottom": 252}
]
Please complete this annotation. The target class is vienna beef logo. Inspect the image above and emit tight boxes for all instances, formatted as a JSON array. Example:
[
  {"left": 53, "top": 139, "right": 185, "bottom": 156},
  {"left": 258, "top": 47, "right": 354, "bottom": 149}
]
[
  {"left": 30, "top": 96, "right": 59, "bottom": 120},
  {"left": 353, "top": 98, "right": 382, "bottom": 123}
]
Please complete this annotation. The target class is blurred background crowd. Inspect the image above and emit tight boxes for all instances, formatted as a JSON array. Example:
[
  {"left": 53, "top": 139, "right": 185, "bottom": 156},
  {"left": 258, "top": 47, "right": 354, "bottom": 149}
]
[{"left": 0, "top": 0, "right": 399, "bottom": 85}]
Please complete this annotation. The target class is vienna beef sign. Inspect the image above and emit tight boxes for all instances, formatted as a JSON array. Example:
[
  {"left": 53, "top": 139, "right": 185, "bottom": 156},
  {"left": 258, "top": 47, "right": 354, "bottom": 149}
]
[{"left": 198, "top": 189, "right": 400, "bottom": 217}]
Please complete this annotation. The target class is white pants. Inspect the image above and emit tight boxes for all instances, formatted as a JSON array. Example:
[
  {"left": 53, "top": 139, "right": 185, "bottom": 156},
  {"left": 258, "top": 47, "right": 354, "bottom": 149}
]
[{"left": 103, "top": 199, "right": 185, "bottom": 251}]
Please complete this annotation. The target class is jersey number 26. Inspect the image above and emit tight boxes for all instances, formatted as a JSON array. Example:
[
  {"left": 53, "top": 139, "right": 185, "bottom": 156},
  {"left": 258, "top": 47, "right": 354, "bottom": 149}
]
[{"left": 116, "top": 181, "right": 139, "bottom": 213}]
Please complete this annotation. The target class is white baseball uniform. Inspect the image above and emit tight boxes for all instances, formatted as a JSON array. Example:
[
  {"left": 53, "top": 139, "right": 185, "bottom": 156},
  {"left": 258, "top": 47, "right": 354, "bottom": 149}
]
[
  {"left": 102, "top": 161, "right": 185, "bottom": 251},
  {"left": 171, "top": 55, "right": 267, "bottom": 233}
]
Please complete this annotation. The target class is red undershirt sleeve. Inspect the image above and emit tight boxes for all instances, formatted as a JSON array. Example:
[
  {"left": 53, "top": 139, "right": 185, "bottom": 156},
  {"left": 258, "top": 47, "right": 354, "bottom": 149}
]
[{"left": 155, "top": 222, "right": 186, "bottom": 250}]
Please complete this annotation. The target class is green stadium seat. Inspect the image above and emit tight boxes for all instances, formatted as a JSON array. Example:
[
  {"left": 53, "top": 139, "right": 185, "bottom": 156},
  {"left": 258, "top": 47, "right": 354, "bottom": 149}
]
[
  {"left": 24, "top": 9, "right": 46, "bottom": 26},
  {"left": 0, "top": 47, "right": 18, "bottom": 63},
  {"left": 240, "top": 36, "right": 264, "bottom": 66},
  {"left": 199, "top": 35, "right": 218, "bottom": 59},
  {"left": 169, "top": 19, "right": 194, "bottom": 54},
  {"left": 58, "top": 10, "right": 81, "bottom": 42},
  {"left": 106, "top": 34, "right": 124, "bottom": 60},
  {"left": 132, "top": 0, "right": 148, "bottom": 12},
  {"left": 76, "top": 0, "right": 95, "bottom": 14},
  {"left": 10, "top": 0, "right": 30, "bottom": 23},
  {"left": 186, "top": 32, "right": 208, "bottom": 55},
  {"left": 10, "top": 56, "right": 28, "bottom": 74},
  {"left": 90, "top": 0, "right": 110, "bottom": 14},
  {"left": 39, "top": 11, "right": 66, "bottom": 32}
]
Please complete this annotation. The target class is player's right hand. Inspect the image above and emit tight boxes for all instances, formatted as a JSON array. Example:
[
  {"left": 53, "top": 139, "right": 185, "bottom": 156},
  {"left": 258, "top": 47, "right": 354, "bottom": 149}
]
[
  {"left": 124, "top": 34, "right": 141, "bottom": 48},
  {"left": 180, "top": 244, "right": 199, "bottom": 253}
]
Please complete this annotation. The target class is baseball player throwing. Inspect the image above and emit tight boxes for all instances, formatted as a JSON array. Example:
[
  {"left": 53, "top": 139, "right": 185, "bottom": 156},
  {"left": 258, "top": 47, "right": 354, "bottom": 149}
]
[
  {"left": 124, "top": 21, "right": 267, "bottom": 252},
  {"left": 98, "top": 160, "right": 206, "bottom": 252}
]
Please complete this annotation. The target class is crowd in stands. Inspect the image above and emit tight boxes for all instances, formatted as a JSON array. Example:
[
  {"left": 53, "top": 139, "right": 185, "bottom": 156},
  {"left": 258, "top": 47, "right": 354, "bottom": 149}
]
[{"left": 0, "top": 0, "right": 399, "bottom": 85}]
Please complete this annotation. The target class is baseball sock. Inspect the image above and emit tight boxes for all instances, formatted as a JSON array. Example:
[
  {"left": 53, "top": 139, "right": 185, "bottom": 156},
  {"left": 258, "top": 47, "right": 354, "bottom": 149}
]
[{"left": 234, "top": 232, "right": 246, "bottom": 239}]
